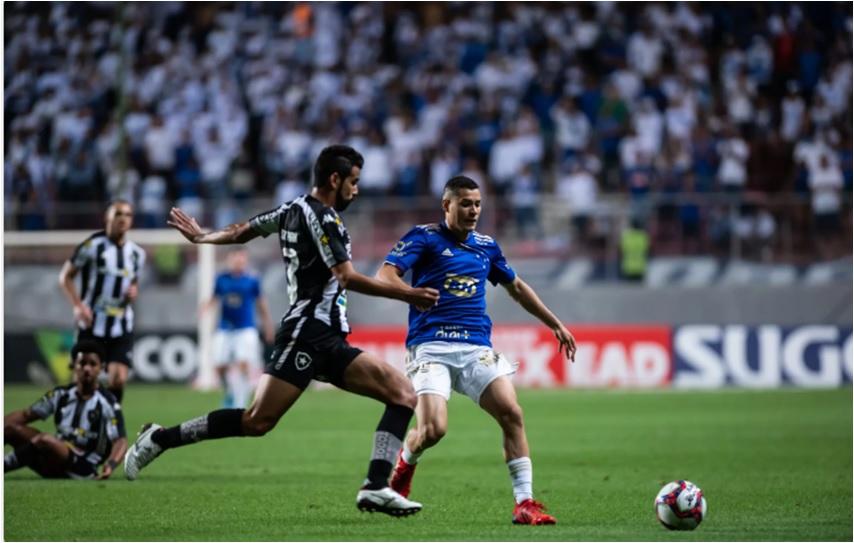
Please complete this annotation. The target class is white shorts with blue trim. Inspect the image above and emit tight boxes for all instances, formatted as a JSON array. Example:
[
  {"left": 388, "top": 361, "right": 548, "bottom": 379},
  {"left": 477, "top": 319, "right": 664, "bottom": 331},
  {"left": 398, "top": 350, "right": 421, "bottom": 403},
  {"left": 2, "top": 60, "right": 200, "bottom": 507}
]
[
  {"left": 405, "top": 341, "right": 516, "bottom": 404},
  {"left": 213, "top": 328, "right": 261, "bottom": 367}
]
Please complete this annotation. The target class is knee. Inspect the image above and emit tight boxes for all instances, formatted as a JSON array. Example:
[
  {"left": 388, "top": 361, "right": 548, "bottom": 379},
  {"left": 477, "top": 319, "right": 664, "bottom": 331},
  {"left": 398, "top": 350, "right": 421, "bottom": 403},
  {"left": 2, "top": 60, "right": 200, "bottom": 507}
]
[
  {"left": 241, "top": 412, "right": 276, "bottom": 437},
  {"left": 497, "top": 404, "right": 524, "bottom": 432},
  {"left": 420, "top": 421, "right": 447, "bottom": 447},
  {"left": 4, "top": 423, "right": 23, "bottom": 441},
  {"left": 390, "top": 380, "right": 417, "bottom": 410},
  {"left": 29, "top": 433, "right": 50, "bottom": 449}
]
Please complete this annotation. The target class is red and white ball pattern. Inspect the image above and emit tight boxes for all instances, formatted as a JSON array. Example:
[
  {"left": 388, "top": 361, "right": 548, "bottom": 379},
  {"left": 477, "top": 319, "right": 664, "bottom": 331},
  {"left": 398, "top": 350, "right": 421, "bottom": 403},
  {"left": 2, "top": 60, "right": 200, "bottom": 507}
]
[{"left": 655, "top": 480, "right": 707, "bottom": 530}]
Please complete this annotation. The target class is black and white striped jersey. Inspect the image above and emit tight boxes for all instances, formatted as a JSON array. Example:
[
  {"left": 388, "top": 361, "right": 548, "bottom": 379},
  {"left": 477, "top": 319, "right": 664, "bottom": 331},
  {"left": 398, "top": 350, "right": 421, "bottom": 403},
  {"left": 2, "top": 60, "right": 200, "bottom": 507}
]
[
  {"left": 69, "top": 231, "right": 146, "bottom": 338},
  {"left": 29, "top": 384, "right": 126, "bottom": 466},
  {"left": 249, "top": 194, "right": 352, "bottom": 334}
]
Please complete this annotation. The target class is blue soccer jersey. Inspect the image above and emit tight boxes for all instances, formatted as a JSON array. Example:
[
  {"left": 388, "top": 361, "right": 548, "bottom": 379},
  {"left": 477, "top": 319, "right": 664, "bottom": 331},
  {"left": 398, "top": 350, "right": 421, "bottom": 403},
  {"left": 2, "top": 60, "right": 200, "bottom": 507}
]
[
  {"left": 384, "top": 222, "right": 516, "bottom": 347},
  {"left": 214, "top": 273, "right": 261, "bottom": 330}
]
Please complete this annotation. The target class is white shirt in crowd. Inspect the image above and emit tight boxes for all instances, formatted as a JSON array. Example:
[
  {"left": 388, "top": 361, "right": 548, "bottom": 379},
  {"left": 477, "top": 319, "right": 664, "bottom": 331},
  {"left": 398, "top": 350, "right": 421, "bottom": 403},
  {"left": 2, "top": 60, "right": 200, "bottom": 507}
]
[
  {"left": 556, "top": 168, "right": 598, "bottom": 217},
  {"left": 716, "top": 137, "right": 749, "bottom": 187},
  {"left": 795, "top": 140, "right": 844, "bottom": 214}
]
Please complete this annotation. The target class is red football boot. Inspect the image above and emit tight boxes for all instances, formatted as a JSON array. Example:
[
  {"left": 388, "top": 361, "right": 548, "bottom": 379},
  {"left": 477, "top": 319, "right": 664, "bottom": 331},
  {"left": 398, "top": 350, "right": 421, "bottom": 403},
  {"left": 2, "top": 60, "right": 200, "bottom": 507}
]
[
  {"left": 389, "top": 452, "right": 417, "bottom": 498},
  {"left": 512, "top": 499, "right": 557, "bottom": 525}
]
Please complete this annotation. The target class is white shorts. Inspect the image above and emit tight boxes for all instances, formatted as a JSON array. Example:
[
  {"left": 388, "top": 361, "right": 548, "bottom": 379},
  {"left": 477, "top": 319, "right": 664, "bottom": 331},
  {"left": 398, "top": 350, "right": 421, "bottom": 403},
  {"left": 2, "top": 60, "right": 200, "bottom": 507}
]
[
  {"left": 405, "top": 341, "right": 516, "bottom": 404},
  {"left": 212, "top": 328, "right": 261, "bottom": 367}
]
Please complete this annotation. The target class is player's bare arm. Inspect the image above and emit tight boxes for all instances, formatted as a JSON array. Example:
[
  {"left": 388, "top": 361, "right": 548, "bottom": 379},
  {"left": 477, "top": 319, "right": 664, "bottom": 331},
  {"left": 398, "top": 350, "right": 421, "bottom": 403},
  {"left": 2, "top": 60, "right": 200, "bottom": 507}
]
[
  {"left": 167, "top": 207, "right": 260, "bottom": 245},
  {"left": 375, "top": 263, "right": 435, "bottom": 312},
  {"left": 256, "top": 298, "right": 276, "bottom": 344},
  {"left": 4, "top": 408, "right": 37, "bottom": 428},
  {"left": 98, "top": 437, "right": 128, "bottom": 480},
  {"left": 58, "top": 261, "right": 94, "bottom": 328},
  {"left": 332, "top": 261, "right": 439, "bottom": 311},
  {"left": 502, "top": 276, "right": 576, "bottom": 361}
]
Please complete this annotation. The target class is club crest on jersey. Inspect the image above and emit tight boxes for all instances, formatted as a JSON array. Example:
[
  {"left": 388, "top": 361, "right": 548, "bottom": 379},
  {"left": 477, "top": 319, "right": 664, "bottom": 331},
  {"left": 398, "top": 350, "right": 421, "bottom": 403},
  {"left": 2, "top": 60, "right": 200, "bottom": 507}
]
[
  {"left": 295, "top": 352, "right": 312, "bottom": 371},
  {"left": 443, "top": 273, "right": 479, "bottom": 298}
]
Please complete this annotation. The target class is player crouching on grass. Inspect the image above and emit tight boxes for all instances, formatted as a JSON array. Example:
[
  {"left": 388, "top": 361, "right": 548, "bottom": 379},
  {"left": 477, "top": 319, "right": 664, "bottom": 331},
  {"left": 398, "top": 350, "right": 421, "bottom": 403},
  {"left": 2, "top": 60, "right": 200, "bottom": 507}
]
[
  {"left": 4, "top": 340, "right": 128, "bottom": 480},
  {"left": 375, "top": 175, "right": 577, "bottom": 525},
  {"left": 123, "top": 145, "right": 439, "bottom": 517}
]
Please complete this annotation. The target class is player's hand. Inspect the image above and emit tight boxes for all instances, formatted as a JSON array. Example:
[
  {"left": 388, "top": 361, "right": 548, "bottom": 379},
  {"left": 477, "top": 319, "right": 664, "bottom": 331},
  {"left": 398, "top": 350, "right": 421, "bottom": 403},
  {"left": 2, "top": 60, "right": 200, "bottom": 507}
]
[
  {"left": 125, "top": 283, "right": 138, "bottom": 304},
  {"left": 97, "top": 463, "right": 114, "bottom": 480},
  {"left": 167, "top": 207, "right": 205, "bottom": 243},
  {"left": 554, "top": 325, "right": 576, "bottom": 362},
  {"left": 74, "top": 303, "right": 94, "bottom": 328},
  {"left": 406, "top": 287, "right": 440, "bottom": 312}
]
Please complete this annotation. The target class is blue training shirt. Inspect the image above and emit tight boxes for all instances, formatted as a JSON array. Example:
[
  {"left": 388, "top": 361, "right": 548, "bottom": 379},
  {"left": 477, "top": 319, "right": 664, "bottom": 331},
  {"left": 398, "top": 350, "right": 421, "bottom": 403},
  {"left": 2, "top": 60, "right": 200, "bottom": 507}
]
[
  {"left": 384, "top": 221, "right": 516, "bottom": 347},
  {"left": 214, "top": 272, "right": 261, "bottom": 330}
]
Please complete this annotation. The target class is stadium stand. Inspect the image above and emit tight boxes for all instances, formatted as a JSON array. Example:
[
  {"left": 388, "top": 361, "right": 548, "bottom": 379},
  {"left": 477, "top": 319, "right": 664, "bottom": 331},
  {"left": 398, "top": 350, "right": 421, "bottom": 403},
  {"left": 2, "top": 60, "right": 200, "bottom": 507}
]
[{"left": 4, "top": 2, "right": 852, "bottom": 264}]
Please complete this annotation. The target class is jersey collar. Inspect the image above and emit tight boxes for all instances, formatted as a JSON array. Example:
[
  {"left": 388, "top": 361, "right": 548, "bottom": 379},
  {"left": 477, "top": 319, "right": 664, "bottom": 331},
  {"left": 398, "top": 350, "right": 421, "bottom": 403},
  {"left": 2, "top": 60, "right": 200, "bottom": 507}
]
[{"left": 439, "top": 220, "right": 473, "bottom": 244}]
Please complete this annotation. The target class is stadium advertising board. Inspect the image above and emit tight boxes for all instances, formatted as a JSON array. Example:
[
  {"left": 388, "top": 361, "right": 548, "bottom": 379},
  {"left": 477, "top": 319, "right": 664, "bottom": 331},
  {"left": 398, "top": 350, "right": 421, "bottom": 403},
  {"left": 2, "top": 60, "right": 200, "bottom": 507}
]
[
  {"left": 348, "top": 325, "right": 673, "bottom": 389},
  {"left": 672, "top": 325, "right": 853, "bottom": 388},
  {"left": 4, "top": 330, "right": 198, "bottom": 384},
  {"left": 6, "top": 325, "right": 851, "bottom": 388}
]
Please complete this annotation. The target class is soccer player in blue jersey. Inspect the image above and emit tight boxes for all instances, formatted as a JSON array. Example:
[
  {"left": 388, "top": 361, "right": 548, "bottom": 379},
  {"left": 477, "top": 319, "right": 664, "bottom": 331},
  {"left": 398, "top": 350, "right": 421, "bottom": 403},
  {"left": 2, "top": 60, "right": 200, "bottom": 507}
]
[
  {"left": 201, "top": 248, "right": 275, "bottom": 408},
  {"left": 376, "top": 175, "right": 577, "bottom": 525}
]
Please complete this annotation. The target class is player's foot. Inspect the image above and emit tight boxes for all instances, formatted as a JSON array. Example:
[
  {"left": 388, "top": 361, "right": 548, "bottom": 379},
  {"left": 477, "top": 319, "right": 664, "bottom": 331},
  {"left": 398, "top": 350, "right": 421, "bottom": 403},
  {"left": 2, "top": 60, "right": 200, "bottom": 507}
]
[
  {"left": 356, "top": 486, "right": 422, "bottom": 517},
  {"left": 124, "top": 423, "right": 164, "bottom": 480},
  {"left": 389, "top": 451, "right": 417, "bottom": 498},
  {"left": 512, "top": 499, "right": 557, "bottom": 525}
]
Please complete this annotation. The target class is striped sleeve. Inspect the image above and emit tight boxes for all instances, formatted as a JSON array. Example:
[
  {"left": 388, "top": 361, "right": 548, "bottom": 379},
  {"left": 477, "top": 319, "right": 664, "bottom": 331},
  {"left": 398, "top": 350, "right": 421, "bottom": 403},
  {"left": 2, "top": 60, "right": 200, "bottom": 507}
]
[
  {"left": 297, "top": 200, "right": 349, "bottom": 268},
  {"left": 70, "top": 236, "right": 98, "bottom": 269},
  {"left": 29, "top": 387, "right": 62, "bottom": 420},
  {"left": 249, "top": 205, "right": 286, "bottom": 238}
]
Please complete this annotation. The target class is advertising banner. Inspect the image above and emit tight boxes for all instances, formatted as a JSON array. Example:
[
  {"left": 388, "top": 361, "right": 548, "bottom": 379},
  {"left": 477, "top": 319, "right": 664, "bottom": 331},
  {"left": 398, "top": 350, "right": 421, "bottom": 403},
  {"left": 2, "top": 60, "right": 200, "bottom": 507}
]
[
  {"left": 672, "top": 325, "right": 853, "bottom": 388},
  {"left": 4, "top": 330, "right": 198, "bottom": 384},
  {"left": 6, "top": 325, "right": 851, "bottom": 388},
  {"left": 348, "top": 325, "right": 673, "bottom": 389}
]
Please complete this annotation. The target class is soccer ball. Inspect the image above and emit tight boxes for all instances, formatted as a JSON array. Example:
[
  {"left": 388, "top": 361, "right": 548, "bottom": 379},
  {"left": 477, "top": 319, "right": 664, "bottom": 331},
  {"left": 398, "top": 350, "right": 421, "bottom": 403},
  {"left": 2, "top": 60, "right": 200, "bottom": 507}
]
[{"left": 654, "top": 480, "right": 707, "bottom": 530}]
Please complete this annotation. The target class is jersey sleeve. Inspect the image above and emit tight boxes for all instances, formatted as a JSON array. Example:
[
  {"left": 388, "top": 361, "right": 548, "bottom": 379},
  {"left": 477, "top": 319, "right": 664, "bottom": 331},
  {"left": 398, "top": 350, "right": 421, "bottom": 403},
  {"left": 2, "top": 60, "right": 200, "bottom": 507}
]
[
  {"left": 69, "top": 237, "right": 96, "bottom": 269},
  {"left": 313, "top": 208, "right": 351, "bottom": 268},
  {"left": 29, "top": 387, "right": 62, "bottom": 420},
  {"left": 384, "top": 227, "right": 430, "bottom": 273},
  {"left": 487, "top": 242, "right": 516, "bottom": 285},
  {"left": 106, "top": 402, "right": 127, "bottom": 440},
  {"left": 249, "top": 205, "right": 285, "bottom": 238},
  {"left": 251, "top": 277, "right": 261, "bottom": 298}
]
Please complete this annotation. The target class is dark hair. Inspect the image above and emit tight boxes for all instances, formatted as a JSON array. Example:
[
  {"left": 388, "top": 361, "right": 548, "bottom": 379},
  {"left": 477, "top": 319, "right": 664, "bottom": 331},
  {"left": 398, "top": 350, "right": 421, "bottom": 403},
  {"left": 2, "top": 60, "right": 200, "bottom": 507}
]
[
  {"left": 442, "top": 175, "right": 480, "bottom": 198},
  {"left": 313, "top": 145, "right": 364, "bottom": 188},
  {"left": 70, "top": 340, "right": 105, "bottom": 366},
  {"left": 107, "top": 199, "right": 133, "bottom": 212}
]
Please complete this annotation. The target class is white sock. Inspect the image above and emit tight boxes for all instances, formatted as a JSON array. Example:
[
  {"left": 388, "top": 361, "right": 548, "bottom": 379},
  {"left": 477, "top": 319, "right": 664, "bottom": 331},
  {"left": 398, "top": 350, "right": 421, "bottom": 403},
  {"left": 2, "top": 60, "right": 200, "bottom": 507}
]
[
  {"left": 233, "top": 372, "right": 250, "bottom": 408},
  {"left": 507, "top": 456, "right": 533, "bottom": 503},
  {"left": 401, "top": 442, "right": 422, "bottom": 465}
]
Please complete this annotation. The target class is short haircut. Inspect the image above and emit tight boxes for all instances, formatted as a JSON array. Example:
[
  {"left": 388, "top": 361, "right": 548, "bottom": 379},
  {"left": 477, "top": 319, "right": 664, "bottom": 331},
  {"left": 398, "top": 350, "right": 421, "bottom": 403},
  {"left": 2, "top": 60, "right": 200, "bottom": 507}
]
[
  {"left": 442, "top": 175, "right": 480, "bottom": 199},
  {"left": 107, "top": 199, "right": 133, "bottom": 212},
  {"left": 71, "top": 340, "right": 105, "bottom": 366},
  {"left": 313, "top": 145, "right": 364, "bottom": 188}
]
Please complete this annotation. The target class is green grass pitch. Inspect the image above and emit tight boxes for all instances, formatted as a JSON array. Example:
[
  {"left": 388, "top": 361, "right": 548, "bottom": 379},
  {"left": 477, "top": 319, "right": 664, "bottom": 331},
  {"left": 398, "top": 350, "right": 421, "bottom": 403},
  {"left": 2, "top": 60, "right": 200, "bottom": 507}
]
[{"left": 4, "top": 385, "right": 852, "bottom": 541}]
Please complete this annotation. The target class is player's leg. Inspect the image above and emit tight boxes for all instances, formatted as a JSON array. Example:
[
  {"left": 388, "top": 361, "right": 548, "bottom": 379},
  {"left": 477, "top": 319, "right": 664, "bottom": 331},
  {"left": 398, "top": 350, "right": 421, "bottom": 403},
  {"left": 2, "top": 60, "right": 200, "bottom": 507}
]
[
  {"left": 234, "top": 360, "right": 251, "bottom": 408},
  {"left": 212, "top": 331, "right": 234, "bottom": 407},
  {"left": 4, "top": 423, "right": 42, "bottom": 473},
  {"left": 125, "top": 374, "right": 302, "bottom": 480},
  {"left": 5, "top": 431, "right": 71, "bottom": 477},
  {"left": 337, "top": 351, "right": 423, "bottom": 515},
  {"left": 479, "top": 376, "right": 556, "bottom": 525},
  {"left": 106, "top": 362, "right": 129, "bottom": 403},
  {"left": 388, "top": 392, "right": 448, "bottom": 497}
]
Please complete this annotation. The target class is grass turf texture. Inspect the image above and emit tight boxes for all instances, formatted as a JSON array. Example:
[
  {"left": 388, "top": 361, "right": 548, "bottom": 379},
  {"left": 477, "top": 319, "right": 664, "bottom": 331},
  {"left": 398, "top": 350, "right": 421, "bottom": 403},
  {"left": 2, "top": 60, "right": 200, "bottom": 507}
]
[{"left": 4, "top": 385, "right": 852, "bottom": 541}]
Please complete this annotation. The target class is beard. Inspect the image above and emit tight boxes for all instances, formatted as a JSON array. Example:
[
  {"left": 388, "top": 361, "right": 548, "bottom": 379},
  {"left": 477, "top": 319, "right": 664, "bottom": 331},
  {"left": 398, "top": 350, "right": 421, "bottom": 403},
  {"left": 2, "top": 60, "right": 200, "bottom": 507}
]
[{"left": 334, "top": 187, "right": 353, "bottom": 211}]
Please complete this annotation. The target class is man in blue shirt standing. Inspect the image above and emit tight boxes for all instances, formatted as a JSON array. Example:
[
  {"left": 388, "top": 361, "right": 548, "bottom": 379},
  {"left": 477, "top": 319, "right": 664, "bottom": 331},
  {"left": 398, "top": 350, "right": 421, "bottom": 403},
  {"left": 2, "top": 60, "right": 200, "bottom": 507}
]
[
  {"left": 376, "top": 176, "right": 576, "bottom": 525},
  {"left": 201, "top": 248, "right": 275, "bottom": 408}
]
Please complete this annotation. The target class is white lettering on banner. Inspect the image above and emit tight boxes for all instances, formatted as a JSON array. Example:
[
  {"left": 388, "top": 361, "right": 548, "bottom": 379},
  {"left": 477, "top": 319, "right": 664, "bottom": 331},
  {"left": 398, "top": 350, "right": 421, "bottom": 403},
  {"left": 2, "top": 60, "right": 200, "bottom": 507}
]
[
  {"left": 724, "top": 326, "right": 781, "bottom": 388},
  {"left": 568, "top": 342, "right": 668, "bottom": 387},
  {"left": 493, "top": 330, "right": 556, "bottom": 387},
  {"left": 674, "top": 326, "right": 726, "bottom": 389},
  {"left": 674, "top": 325, "right": 852, "bottom": 388},
  {"left": 132, "top": 335, "right": 197, "bottom": 382},
  {"left": 781, "top": 326, "right": 840, "bottom": 388}
]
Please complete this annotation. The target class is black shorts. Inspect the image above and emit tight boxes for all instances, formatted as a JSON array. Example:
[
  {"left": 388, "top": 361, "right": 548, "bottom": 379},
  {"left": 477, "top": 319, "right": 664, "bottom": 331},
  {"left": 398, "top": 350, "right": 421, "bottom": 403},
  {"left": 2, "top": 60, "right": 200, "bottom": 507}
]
[
  {"left": 265, "top": 318, "right": 362, "bottom": 390},
  {"left": 65, "top": 452, "right": 98, "bottom": 480},
  {"left": 76, "top": 330, "right": 134, "bottom": 366}
]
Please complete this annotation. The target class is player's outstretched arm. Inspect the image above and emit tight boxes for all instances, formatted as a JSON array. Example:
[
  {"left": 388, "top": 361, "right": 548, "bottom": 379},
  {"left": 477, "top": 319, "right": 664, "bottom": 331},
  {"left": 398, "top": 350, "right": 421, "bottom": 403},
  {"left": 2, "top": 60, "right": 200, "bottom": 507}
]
[
  {"left": 4, "top": 407, "right": 37, "bottom": 427},
  {"left": 332, "top": 261, "right": 438, "bottom": 311},
  {"left": 502, "top": 276, "right": 576, "bottom": 361},
  {"left": 167, "top": 207, "right": 260, "bottom": 245}
]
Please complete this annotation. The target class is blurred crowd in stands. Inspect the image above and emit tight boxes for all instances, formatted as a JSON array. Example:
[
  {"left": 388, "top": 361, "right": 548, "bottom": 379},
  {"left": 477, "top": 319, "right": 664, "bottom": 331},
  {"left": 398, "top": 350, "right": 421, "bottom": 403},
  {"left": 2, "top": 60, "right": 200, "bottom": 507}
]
[{"left": 4, "top": 2, "right": 852, "bottom": 260}]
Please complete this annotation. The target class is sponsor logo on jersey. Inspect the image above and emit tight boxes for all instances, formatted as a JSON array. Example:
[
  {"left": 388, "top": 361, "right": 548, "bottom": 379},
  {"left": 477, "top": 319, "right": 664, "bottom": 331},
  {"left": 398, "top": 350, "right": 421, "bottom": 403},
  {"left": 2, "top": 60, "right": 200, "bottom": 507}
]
[{"left": 443, "top": 273, "right": 478, "bottom": 298}]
